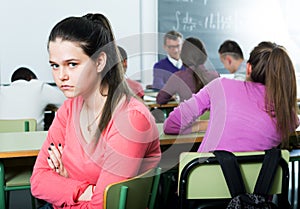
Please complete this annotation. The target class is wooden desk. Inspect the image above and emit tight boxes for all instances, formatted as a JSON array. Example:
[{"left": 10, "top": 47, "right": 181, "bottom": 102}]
[
  {"left": 145, "top": 101, "right": 178, "bottom": 109},
  {"left": 157, "top": 123, "right": 204, "bottom": 145},
  {"left": 0, "top": 126, "right": 201, "bottom": 157},
  {"left": 0, "top": 131, "right": 47, "bottom": 158}
]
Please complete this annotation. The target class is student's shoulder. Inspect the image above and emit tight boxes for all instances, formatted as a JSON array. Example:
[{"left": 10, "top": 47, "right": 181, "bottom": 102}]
[
  {"left": 30, "top": 79, "right": 58, "bottom": 89},
  {"left": 153, "top": 57, "right": 168, "bottom": 67},
  {"left": 204, "top": 77, "right": 231, "bottom": 89}
]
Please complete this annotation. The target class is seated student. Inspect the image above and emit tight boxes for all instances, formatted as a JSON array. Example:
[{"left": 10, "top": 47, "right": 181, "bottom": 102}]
[
  {"left": 117, "top": 46, "right": 144, "bottom": 99},
  {"left": 30, "top": 13, "right": 161, "bottom": 209},
  {"left": 156, "top": 37, "right": 219, "bottom": 104},
  {"left": 0, "top": 67, "right": 66, "bottom": 130},
  {"left": 151, "top": 30, "right": 186, "bottom": 90},
  {"left": 218, "top": 40, "right": 247, "bottom": 81},
  {"left": 164, "top": 41, "right": 299, "bottom": 152}
]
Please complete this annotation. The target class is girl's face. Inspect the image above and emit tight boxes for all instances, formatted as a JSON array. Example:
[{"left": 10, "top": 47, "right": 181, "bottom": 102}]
[{"left": 48, "top": 38, "right": 101, "bottom": 98}]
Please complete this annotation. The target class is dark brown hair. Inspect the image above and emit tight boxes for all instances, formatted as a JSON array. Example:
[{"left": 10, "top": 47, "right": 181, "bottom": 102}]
[
  {"left": 11, "top": 67, "right": 37, "bottom": 82},
  {"left": 218, "top": 40, "right": 244, "bottom": 60},
  {"left": 181, "top": 37, "right": 208, "bottom": 91},
  {"left": 48, "top": 13, "right": 131, "bottom": 134}
]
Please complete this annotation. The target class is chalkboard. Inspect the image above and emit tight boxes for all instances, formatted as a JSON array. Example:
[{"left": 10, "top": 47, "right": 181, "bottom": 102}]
[{"left": 158, "top": 0, "right": 299, "bottom": 73}]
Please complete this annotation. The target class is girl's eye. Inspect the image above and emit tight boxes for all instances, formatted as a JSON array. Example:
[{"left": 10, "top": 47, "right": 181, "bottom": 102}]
[
  {"left": 50, "top": 64, "right": 59, "bottom": 69},
  {"left": 69, "top": 62, "right": 77, "bottom": 68}
]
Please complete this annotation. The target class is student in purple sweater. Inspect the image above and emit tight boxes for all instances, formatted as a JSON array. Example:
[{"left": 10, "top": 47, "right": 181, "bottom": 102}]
[
  {"left": 151, "top": 30, "right": 186, "bottom": 90},
  {"left": 164, "top": 41, "right": 299, "bottom": 152},
  {"left": 156, "top": 37, "right": 219, "bottom": 104}
]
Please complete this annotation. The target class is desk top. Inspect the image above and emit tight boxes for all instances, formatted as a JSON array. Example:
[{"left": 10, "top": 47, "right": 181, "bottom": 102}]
[
  {"left": 0, "top": 131, "right": 47, "bottom": 158},
  {"left": 145, "top": 101, "right": 178, "bottom": 108},
  {"left": 1, "top": 125, "right": 299, "bottom": 158},
  {"left": 157, "top": 123, "right": 204, "bottom": 145},
  {"left": 0, "top": 124, "right": 202, "bottom": 158}
]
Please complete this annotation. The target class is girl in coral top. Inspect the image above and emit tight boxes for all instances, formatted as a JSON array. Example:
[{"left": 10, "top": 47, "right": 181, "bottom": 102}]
[{"left": 30, "top": 13, "right": 161, "bottom": 209}]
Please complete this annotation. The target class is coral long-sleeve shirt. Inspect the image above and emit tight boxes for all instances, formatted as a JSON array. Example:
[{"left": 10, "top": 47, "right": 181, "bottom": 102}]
[{"left": 31, "top": 96, "right": 161, "bottom": 208}]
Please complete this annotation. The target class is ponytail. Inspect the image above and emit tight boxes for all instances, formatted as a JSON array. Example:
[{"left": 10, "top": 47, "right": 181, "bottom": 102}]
[{"left": 248, "top": 42, "right": 299, "bottom": 148}]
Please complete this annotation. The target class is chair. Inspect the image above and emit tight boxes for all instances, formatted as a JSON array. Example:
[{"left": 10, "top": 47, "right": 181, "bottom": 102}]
[
  {"left": 0, "top": 119, "right": 37, "bottom": 132},
  {"left": 178, "top": 150, "right": 290, "bottom": 209},
  {"left": 0, "top": 119, "right": 37, "bottom": 209},
  {"left": 199, "top": 111, "right": 210, "bottom": 120},
  {"left": 104, "top": 167, "right": 161, "bottom": 209}
]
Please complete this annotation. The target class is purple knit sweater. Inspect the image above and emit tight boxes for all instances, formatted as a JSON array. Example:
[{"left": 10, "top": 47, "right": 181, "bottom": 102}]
[{"left": 152, "top": 57, "right": 185, "bottom": 89}]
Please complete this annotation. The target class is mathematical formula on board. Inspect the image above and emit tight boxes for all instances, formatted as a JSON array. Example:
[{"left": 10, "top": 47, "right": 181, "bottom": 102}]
[
  {"left": 160, "top": 0, "right": 245, "bottom": 33},
  {"left": 173, "top": 11, "right": 236, "bottom": 32}
]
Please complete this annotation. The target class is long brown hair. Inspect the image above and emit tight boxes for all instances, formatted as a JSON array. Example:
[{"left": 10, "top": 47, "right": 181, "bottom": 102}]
[{"left": 248, "top": 41, "right": 299, "bottom": 148}]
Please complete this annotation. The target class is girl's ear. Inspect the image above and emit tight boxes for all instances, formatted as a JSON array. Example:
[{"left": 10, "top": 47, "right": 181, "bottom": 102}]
[{"left": 96, "top": 52, "right": 107, "bottom": 73}]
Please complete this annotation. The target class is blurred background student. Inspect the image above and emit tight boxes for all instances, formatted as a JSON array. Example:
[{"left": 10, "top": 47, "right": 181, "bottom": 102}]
[
  {"left": 118, "top": 46, "right": 144, "bottom": 99},
  {"left": 218, "top": 40, "right": 246, "bottom": 81},
  {"left": 0, "top": 67, "right": 66, "bottom": 130},
  {"left": 156, "top": 37, "right": 219, "bottom": 104},
  {"left": 164, "top": 41, "right": 299, "bottom": 152},
  {"left": 150, "top": 30, "right": 186, "bottom": 90}
]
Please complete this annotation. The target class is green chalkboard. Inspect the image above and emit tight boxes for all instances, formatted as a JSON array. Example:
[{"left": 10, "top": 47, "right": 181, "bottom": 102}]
[{"left": 158, "top": 0, "right": 298, "bottom": 73}]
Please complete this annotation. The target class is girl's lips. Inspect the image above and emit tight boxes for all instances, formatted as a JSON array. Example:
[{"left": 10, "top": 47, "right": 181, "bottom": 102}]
[{"left": 60, "top": 85, "right": 73, "bottom": 90}]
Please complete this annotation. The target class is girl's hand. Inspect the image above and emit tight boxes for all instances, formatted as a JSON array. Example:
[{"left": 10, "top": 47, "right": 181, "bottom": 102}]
[
  {"left": 78, "top": 185, "right": 94, "bottom": 201},
  {"left": 47, "top": 143, "right": 69, "bottom": 177}
]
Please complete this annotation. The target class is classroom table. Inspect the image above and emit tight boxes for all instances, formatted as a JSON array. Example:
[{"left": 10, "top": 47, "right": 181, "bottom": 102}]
[
  {"left": 0, "top": 131, "right": 47, "bottom": 158},
  {"left": 144, "top": 100, "right": 178, "bottom": 109},
  {"left": 0, "top": 126, "right": 202, "bottom": 157},
  {"left": 157, "top": 123, "right": 204, "bottom": 145},
  {"left": 1, "top": 127, "right": 300, "bottom": 208}
]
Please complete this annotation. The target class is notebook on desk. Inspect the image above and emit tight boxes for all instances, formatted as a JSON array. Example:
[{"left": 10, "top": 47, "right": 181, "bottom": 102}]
[{"left": 144, "top": 95, "right": 157, "bottom": 102}]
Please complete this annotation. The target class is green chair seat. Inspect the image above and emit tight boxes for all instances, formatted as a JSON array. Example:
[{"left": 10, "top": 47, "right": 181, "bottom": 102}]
[
  {"left": 104, "top": 167, "right": 161, "bottom": 209},
  {"left": 5, "top": 166, "right": 32, "bottom": 188}
]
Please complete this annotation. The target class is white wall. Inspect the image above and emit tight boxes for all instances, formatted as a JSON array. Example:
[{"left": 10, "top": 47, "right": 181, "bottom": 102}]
[
  {"left": 2, "top": 0, "right": 300, "bottom": 88},
  {"left": 0, "top": 0, "right": 158, "bottom": 85}
]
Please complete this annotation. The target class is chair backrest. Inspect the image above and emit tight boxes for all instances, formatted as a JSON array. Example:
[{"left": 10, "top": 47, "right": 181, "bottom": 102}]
[
  {"left": 104, "top": 167, "right": 161, "bottom": 209},
  {"left": 0, "top": 119, "right": 37, "bottom": 132},
  {"left": 178, "top": 150, "right": 289, "bottom": 200}
]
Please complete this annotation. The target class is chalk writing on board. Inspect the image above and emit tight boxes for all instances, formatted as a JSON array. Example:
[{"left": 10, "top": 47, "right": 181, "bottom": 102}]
[
  {"left": 176, "top": 0, "right": 208, "bottom": 5},
  {"left": 174, "top": 11, "right": 235, "bottom": 32}
]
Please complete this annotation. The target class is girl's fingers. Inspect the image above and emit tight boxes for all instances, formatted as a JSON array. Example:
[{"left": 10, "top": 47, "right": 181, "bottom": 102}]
[
  {"left": 48, "top": 142, "right": 64, "bottom": 174},
  {"left": 48, "top": 146, "right": 60, "bottom": 168},
  {"left": 50, "top": 143, "right": 62, "bottom": 158},
  {"left": 47, "top": 157, "right": 55, "bottom": 170},
  {"left": 58, "top": 143, "right": 63, "bottom": 155}
]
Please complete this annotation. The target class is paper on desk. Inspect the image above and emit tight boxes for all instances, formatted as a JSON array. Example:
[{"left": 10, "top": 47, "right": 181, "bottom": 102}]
[{"left": 143, "top": 95, "right": 156, "bottom": 101}]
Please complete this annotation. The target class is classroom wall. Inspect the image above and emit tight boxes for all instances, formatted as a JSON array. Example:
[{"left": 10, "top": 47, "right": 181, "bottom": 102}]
[
  {"left": 0, "top": 0, "right": 158, "bottom": 86},
  {"left": 1, "top": 0, "right": 300, "bottom": 90}
]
